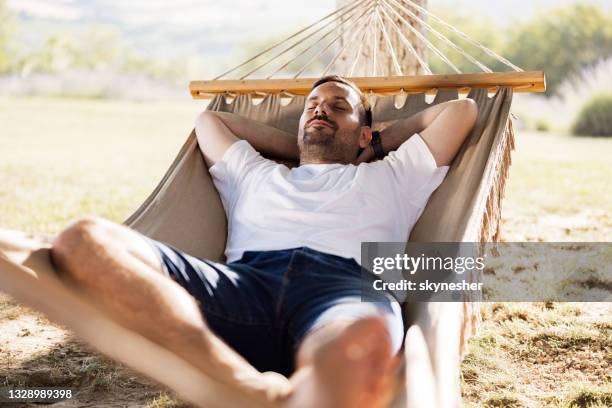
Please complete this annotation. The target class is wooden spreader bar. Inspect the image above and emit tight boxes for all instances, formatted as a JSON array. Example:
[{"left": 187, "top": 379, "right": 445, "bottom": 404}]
[{"left": 190, "top": 71, "right": 545, "bottom": 98}]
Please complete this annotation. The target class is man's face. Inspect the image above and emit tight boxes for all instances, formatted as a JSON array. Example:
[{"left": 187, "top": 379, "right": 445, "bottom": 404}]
[{"left": 297, "top": 81, "right": 367, "bottom": 164}]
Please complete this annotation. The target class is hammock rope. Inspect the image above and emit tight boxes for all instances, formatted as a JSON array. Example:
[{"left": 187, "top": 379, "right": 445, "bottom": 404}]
[
  {"left": 216, "top": 0, "right": 521, "bottom": 81},
  {"left": 370, "top": 8, "right": 377, "bottom": 76},
  {"left": 394, "top": 0, "right": 522, "bottom": 72},
  {"left": 190, "top": 2, "right": 545, "bottom": 97},
  {"left": 376, "top": 7, "right": 403, "bottom": 76},
  {"left": 242, "top": 0, "right": 371, "bottom": 79},
  {"left": 267, "top": 0, "right": 375, "bottom": 79},
  {"left": 383, "top": 0, "right": 491, "bottom": 73},
  {"left": 322, "top": 8, "right": 375, "bottom": 76},
  {"left": 382, "top": 0, "right": 460, "bottom": 74},
  {"left": 347, "top": 13, "right": 373, "bottom": 77},
  {"left": 212, "top": 0, "right": 361, "bottom": 80},
  {"left": 292, "top": 4, "right": 375, "bottom": 78},
  {"left": 377, "top": 1, "right": 432, "bottom": 74}
]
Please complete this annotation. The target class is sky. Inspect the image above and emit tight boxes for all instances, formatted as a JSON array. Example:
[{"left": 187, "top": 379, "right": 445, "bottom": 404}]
[{"left": 8, "top": 0, "right": 611, "bottom": 32}]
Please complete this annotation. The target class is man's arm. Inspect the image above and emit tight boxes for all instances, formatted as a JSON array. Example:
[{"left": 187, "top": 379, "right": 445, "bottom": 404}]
[
  {"left": 195, "top": 111, "right": 299, "bottom": 168},
  {"left": 357, "top": 99, "right": 478, "bottom": 166}
]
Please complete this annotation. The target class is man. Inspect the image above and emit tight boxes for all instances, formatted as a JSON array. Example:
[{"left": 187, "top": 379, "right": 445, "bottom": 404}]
[{"left": 50, "top": 75, "right": 478, "bottom": 408}]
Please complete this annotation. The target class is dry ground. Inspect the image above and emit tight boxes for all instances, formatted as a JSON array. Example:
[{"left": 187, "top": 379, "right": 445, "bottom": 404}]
[{"left": 0, "top": 97, "right": 610, "bottom": 407}]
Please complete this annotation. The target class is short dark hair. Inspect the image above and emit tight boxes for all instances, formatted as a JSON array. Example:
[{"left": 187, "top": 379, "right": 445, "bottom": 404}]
[{"left": 310, "top": 75, "right": 372, "bottom": 128}]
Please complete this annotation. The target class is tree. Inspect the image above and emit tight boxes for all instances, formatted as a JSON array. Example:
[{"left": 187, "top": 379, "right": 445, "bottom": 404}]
[
  {"left": 0, "top": 0, "right": 15, "bottom": 73},
  {"left": 425, "top": 9, "right": 511, "bottom": 75},
  {"left": 498, "top": 4, "right": 612, "bottom": 96},
  {"left": 335, "top": 0, "right": 428, "bottom": 76},
  {"left": 18, "top": 27, "right": 123, "bottom": 77}
]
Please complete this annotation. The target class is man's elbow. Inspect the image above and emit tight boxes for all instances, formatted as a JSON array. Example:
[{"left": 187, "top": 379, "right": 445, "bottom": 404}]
[
  {"left": 452, "top": 98, "right": 479, "bottom": 142},
  {"left": 436, "top": 99, "right": 478, "bottom": 166},
  {"left": 454, "top": 98, "right": 478, "bottom": 124},
  {"left": 196, "top": 111, "right": 219, "bottom": 131},
  {"left": 195, "top": 111, "right": 224, "bottom": 146},
  {"left": 460, "top": 98, "right": 479, "bottom": 127}
]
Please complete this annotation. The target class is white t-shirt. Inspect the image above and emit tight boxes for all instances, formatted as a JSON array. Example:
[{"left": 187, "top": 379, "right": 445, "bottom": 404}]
[{"left": 209, "top": 134, "right": 449, "bottom": 264}]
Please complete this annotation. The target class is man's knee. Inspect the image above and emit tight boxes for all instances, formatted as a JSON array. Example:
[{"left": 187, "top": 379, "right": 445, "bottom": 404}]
[{"left": 51, "top": 215, "right": 111, "bottom": 273}]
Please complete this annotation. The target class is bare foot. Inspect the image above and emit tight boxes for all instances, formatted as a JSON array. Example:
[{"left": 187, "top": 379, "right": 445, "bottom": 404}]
[{"left": 282, "top": 317, "right": 399, "bottom": 408}]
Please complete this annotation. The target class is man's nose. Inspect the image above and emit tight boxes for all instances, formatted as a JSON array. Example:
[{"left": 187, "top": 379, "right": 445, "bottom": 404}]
[{"left": 314, "top": 104, "right": 328, "bottom": 116}]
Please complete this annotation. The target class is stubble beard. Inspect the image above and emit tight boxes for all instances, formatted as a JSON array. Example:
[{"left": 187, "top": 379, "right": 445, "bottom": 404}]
[
  {"left": 303, "top": 126, "right": 335, "bottom": 146},
  {"left": 299, "top": 127, "right": 349, "bottom": 164}
]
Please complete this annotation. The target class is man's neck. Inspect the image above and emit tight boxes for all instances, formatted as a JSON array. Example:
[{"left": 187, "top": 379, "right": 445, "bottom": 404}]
[
  {"left": 299, "top": 158, "right": 345, "bottom": 165},
  {"left": 299, "top": 151, "right": 350, "bottom": 166}
]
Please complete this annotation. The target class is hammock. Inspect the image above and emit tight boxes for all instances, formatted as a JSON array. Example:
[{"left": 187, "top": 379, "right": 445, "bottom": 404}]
[{"left": 0, "top": 1, "right": 545, "bottom": 406}]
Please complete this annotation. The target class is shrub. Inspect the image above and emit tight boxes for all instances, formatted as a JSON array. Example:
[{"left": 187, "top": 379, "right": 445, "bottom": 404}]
[
  {"left": 572, "top": 94, "right": 612, "bottom": 137},
  {"left": 535, "top": 119, "right": 551, "bottom": 132}
]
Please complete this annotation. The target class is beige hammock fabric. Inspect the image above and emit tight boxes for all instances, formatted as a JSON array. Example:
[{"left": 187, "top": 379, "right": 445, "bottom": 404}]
[{"left": 0, "top": 86, "right": 513, "bottom": 407}]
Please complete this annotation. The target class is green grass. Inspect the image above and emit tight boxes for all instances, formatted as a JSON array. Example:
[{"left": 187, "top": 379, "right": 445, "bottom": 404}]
[
  {"left": 0, "top": 295, "right": 24, "bottom": 320},
  {"left": 462, "top": 302, "right": 612, "bottom": 407},
  {"left": 500, "top": 131, "right": 611, "bottom": 241},
  {"left": 564, "top": 386, "right": 612, "bottom": 408},
  {"left": 0, "top": 96, "right": 204, "bottom": 234},
  {"left": 146, "top": 392, "right": 191, "bottom": 408},
  {"left": 541, "top": 382, "right": 612, "bottom": 407}
]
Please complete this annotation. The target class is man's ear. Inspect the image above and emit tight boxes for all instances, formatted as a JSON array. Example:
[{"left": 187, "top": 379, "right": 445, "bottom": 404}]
[{"left": 358, "top": 126, "right": 373, "bottom": 149}]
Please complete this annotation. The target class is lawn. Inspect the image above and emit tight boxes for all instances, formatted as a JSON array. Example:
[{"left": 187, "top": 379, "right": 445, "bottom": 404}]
[
  {"left": 0, "top": 96, "right": 204, "bottom": 233},
  {"left": 0, "top": 96, "right": 610, "bottom": 407}
]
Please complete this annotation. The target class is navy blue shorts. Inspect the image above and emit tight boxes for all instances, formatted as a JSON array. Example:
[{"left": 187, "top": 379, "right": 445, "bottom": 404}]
[{"left": 143, "top": 238, "right": 404, "bottom": 376}]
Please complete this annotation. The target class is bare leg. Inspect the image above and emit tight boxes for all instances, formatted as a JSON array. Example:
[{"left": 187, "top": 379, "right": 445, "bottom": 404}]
[
  {"left": 50, "top": 216, "right": 290, "bottom": 402},
  {"left": 281, "top": 317, "right": 400, "bottom": 408}
]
